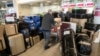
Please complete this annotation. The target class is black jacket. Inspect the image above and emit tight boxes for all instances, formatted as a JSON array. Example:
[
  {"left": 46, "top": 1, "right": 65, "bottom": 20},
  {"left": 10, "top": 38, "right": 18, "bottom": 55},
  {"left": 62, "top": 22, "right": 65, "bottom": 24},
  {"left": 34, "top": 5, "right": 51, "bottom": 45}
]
[{"left": 41, "top": 13, "right": 54, "bottom": 30}]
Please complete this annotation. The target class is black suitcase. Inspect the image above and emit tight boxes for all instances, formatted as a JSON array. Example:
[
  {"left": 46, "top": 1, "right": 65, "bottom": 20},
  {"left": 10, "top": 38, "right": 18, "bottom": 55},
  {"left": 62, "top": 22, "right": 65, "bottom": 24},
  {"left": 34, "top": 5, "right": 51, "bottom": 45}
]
[
  {"left": 72, "top": 14, "right": 87, "bottom": 19},
  {"left": 72, "top": 9, "right": 87, "bottom": 14},
  {"left": 84, "top": 23, "right": 100, "bottom": 31}
]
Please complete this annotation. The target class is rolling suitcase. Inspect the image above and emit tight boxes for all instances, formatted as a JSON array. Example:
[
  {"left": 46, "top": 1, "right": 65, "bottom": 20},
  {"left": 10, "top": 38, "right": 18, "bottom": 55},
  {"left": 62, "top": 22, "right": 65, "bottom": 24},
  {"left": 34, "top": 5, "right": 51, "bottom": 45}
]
[
  {"left": 0, "top": 25, "right": 6, "bottom": 51},
  {"left": 8, "top": 34, "right": 25, "bottom": 55}
]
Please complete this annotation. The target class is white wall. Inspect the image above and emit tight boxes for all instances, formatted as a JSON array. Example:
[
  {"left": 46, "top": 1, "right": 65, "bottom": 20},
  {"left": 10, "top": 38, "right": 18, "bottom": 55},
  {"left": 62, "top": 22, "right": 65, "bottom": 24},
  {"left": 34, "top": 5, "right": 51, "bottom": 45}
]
[{"left": 31, "top": 5, "right": 61, "bottom": 15}]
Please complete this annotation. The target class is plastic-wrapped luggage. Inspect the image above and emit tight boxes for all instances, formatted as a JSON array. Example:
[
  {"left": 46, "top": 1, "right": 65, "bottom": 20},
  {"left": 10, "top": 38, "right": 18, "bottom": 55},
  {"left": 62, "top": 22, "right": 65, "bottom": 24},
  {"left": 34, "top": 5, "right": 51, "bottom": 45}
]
[
  {"left": 76, "top": 34, "right": 91, "bottom": 56},
  {"left": 20, "top": 29, "right": 31, "bottom": 49}
]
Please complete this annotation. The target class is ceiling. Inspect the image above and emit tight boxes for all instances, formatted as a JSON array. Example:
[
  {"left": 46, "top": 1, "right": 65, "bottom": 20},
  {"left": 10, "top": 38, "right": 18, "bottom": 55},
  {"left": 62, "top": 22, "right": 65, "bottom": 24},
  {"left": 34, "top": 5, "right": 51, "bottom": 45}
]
[
  {"left": 0, "top": 0, "right": 61, "bottom": 7},
  {"left": 0, "top": 0, "right": 12, "bottom": 8},
  {"left": 19, "top": 0, "right": 61, "bottom": 6}
]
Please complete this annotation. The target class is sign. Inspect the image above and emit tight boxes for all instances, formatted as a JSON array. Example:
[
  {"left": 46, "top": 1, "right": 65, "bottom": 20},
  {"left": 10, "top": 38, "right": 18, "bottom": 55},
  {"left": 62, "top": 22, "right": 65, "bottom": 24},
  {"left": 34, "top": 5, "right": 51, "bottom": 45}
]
[
  {"left": 70, "top": 4, "right": 75, "bottom": 7},
  {"left": 62, "top": 2, "right": 94, "bottom": 8},
  {"left": 86, "top": 2, "right": 94, "bottom": 7},
  {"left": 6, "top": 17, "right": 15, "bottom": 22},
  {"left": 76, "top": 3, "right": 84, "bottom": 7}
]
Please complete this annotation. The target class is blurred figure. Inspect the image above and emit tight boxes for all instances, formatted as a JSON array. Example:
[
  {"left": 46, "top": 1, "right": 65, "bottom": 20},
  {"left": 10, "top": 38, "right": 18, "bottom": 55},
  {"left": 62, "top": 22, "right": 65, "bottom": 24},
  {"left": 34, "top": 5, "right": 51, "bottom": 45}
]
[
  {"left": 41, "top": 9, "right": 54, "bottom": 49},
  {"left": 59, "top": 9, "right": 66, "bottom": 21},
  {"left": 65, "top": 8, "right": 72, "bottom": 22}
]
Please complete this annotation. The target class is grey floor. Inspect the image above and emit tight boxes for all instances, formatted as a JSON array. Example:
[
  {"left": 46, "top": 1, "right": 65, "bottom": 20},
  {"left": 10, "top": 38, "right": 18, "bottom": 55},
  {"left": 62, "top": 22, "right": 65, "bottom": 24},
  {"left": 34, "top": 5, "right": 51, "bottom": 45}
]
[
  {"left": 18, "top": 39, "right": 100, "bottom": 56},
  {"left": 18, "top": 40, "right": 61, "bottom": 56}
]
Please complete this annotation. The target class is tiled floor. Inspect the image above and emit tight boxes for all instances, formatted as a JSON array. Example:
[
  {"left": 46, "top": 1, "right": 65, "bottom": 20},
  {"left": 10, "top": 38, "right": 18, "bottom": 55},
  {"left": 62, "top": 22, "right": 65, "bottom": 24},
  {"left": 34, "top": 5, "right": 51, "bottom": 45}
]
[{"left": 18, "top": 40, "right": 61, "bottom": 56}]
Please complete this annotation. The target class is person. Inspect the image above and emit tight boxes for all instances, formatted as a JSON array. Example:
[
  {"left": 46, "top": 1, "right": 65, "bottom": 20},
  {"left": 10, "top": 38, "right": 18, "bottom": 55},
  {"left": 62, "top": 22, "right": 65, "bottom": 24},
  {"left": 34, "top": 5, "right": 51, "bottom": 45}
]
[
  {"left": 59, "top": 9, "right": 66, "bottom": 21},
  {"left": 65, "top": 9, "right": 72, "bottom": 22},
  {"left": 41, "top": 9, "right": 54, "bottom": 49}
]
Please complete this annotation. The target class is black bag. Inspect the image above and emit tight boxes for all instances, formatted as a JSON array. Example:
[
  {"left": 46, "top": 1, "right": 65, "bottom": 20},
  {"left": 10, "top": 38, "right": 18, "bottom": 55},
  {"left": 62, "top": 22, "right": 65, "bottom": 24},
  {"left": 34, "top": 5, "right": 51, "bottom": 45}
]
[
  {"left": 0, "top": 53, "right": 9, "bottom": 56},
  {"left": 85, "top": 23, "right": 100, "bottom": 31},
  {"left": 72, "top": 9, "right": 87, "bottom": 14},
  {"left": 85, "top": 23, "right": 96, "bottom": 31},
  {"left": 78, "top": 43, "right": 91, "bottom": 55},
  {"left": 76, "top": 34, "right": 91, "bottom": 55},
  {"left": 72, "top": 14, "right": 87, "bottom": 19}
]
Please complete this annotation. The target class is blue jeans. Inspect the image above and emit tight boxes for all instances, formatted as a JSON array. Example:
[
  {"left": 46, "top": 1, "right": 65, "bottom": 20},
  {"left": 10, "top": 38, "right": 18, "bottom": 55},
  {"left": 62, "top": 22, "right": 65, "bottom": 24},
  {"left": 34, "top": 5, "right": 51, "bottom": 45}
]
[{"left": 43, "top": 30, "right": 50, "bottom": 48}]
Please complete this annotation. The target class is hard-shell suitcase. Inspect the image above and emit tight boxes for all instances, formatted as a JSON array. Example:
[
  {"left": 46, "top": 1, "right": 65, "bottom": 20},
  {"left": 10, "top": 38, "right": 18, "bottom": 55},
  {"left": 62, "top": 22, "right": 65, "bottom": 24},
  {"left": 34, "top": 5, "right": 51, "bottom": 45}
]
[{"left": 8, "top": 34, "right": 25, "bottom": 55}]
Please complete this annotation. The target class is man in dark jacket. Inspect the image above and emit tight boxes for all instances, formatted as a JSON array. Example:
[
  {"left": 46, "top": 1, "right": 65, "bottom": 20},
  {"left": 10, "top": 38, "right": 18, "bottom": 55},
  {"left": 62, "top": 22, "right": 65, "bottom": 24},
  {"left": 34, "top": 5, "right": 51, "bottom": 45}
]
[
  {"left": 59, "top": 9, "right": 65, "bottom": 21},
  {"left": 41, "top": 9, "right": 54, "bottom": 49}
]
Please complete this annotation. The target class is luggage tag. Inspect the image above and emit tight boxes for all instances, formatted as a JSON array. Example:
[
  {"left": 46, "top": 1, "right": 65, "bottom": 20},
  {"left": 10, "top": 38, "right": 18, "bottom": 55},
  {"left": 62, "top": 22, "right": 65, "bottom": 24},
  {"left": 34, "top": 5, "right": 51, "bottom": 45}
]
[{"left": 63, "top": 31, "right": 70, "bottom": 35}]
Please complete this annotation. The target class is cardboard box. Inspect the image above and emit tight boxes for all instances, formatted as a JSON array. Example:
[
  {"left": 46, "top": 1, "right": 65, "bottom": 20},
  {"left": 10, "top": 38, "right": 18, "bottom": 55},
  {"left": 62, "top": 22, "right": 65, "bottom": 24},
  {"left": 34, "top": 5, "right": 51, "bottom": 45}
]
[
  {"left": 0, "top": 25, "right": 6, "bottom": 51},
  {"left": 33, "top": 35, "right": 40, "bottom": 45},
  {"left": 5, "top": 24, "right": 18, "bottom": 36},
  {"left": 8, "top": 34, "right": 25, "bottom": 55}
]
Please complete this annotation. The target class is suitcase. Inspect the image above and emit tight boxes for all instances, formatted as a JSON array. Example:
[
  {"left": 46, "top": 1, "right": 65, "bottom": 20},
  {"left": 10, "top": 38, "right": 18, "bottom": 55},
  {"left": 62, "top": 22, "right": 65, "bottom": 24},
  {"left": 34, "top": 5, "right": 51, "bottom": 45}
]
[
  {"left": 70, "top": 18, "right": 79, "bottom": 24},
  {"left": 72, "top": 14, "right": 87, "bottom": 19},
  {"left": 33, "top": 35, "right": 40, "bottom": 45},
  {"left": 85, "top": 23, "right": 96, "bottom": 31},
  {"left": 0, "top": 38, "right": 6, "bottom": 51},
  {"left": 72, "top": 9, "right": 87, "bottom": 14},
  {"left": 79, "top": 19, "right": 87, "bottom": 28},
  {"left": 70, "top": 18, "right": 87, "bottom": 28},
  {"left": 5, "top": 24, "right": 18, "bottom": 36},
  {"left": 25, "top": 38, "right": 31, "bottom": 48},
  {"left": 0, "top": 25, "right": 4, "bottom": 38},
  {"left": 0, "top": 25, "right": 6, "bottom": 51},
  {"left": 30, "top": 37, "right": 34, "bottom": 46},
  {"left": 8, "top": 34, "right": 25, "bottom": 55}
]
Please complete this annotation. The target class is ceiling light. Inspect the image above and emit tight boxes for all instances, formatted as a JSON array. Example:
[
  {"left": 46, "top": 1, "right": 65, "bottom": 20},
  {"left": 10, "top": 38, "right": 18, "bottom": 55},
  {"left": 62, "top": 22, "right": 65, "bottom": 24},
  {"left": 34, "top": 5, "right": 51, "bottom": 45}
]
[
  {"left": 19, "top": 0, "right": 45, "bottom": 4},
  {"left": 2, "top": 1, "right": 7, "bottom": 3},
  {"left": 47, "top": 1, "right": 51, "bottom": 3},
  {"left": 53, "top": 2, "right": 58, "bottom": 5}
]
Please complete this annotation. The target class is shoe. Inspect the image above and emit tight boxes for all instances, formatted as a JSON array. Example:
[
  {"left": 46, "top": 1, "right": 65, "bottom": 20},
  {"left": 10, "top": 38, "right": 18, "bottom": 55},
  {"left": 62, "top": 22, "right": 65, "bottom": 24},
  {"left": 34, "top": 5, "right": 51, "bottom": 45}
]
[{"left": 45, "top": 46, "right": 50, "bottom": 50}]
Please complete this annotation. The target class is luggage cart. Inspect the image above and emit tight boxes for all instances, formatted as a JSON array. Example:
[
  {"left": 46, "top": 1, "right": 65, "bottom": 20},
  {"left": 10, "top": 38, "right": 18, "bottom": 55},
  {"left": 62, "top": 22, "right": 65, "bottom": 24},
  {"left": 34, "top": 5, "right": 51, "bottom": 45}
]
[
  {"left": 50, "top": 26, "right": 60, "bottom": 44},
  {"left": 60, "top": 22, "right": 77, "bottom": 56}
]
